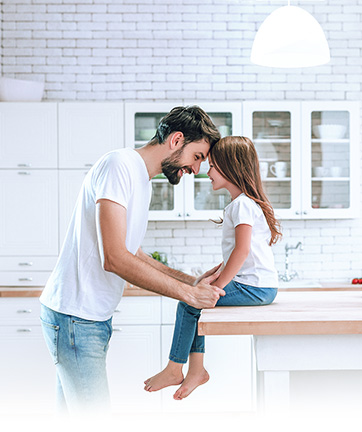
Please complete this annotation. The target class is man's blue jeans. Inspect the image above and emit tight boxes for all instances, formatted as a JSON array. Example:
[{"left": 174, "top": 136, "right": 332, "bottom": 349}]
[
  {"left": 40, "top": 304, "right": 113, "bottom": 414},
  {"left": 169, "top": 281, "right": 278, "bottom": 364}
]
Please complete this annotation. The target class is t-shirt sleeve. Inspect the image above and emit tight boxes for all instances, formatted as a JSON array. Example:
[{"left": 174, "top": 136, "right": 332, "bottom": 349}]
[
  {"left": 230, "top": 197, "right": 259, "bottom": 228},
  {"left": 94, "top": 152, "right": 133, "bottom": 208}
]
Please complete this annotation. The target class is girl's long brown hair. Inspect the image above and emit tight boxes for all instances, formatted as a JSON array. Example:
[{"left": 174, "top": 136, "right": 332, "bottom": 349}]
[{"left": 209, "top": 136, "right": 282, "bottom": 245}]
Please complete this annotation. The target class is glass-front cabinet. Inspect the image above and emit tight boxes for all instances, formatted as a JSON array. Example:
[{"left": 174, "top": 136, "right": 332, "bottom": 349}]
[
  {"left": 125, "top": 103, "right": 242, "bottom": 220},
  {"left": 243, "top": 101, "right": 359, "bottom": 219},
  {"left": 301, "top": 101, "right": 359, "bottom": 219}
]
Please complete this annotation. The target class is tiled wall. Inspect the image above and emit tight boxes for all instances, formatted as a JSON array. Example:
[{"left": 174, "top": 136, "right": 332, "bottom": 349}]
[{"left": 3, "top": 0, "right": 362, "bottom": 281}]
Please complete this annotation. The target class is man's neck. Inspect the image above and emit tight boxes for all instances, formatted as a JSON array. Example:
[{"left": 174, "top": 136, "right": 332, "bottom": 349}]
[{"left": 136, "top": 143, "right": 167, "bottom": 180}]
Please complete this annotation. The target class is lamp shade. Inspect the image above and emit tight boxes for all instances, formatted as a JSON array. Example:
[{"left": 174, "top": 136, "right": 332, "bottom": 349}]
[{"left": 251, "top": 5, "right": 330, "bottom": 68}]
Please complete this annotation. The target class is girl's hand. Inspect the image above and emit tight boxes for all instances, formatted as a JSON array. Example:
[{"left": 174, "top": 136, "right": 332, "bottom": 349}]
[{"left": 193, "top": 262, "right": 224, "bottom": 287}]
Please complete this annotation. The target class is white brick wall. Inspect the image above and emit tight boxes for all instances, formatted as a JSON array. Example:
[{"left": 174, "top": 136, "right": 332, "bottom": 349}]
[{"left": 2, "top": 0, "right": 362, "bottom": 281}]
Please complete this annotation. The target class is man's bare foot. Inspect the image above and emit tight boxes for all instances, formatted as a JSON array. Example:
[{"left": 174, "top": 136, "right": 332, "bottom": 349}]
[
  {"left": 144, "top": 367, "right": 184, "bottom": 392},
  {"left": 173, "top": 368, "right": 209, "bottom": 400}
]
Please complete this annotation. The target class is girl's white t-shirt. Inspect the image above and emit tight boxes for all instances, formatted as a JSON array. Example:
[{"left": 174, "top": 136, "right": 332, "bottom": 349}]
[
  {"left": 222, "top": 193, "right": 278, "bottom": 288},
  {"left": 40, "top": 148, "right": 152, "bottom": 321}
]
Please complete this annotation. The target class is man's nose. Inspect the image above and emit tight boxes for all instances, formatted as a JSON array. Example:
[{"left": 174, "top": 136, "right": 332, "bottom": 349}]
[{"left": 191, "top": 160, "right": 202, "bottom": 175}]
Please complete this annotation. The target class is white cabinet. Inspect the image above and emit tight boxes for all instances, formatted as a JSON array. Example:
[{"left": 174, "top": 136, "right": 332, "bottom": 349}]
[
  {"left": 0, "top": 170, "right": 58, "bottom": 257},
  {"left": 160, "top": 298, "right": 254, "bottom": 413},
  {"left": 58, "top": 103, "right": 124, "bottom": 168},
  {"left": 124, "top": 102, "right": 242, "bottom": 221},
  {"left": 0, "top": 298, "right": 56, "bottom": 413},
  {"left": 301, "top": 101, "right": 360, "bottom": 219},
  {"left": 243, "top": 101, "right": 360, "bottom": 219},
  {"left": 106, "top": 297, "right": 162, "bottom": 413},
  {"left": 0, "top": 103, "right": 57, "bottom": 169}
]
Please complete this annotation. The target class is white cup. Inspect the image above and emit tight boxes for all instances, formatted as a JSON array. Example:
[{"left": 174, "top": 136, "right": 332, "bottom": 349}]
[
  {"left": 313, "top": 166, "right": 328, "bottom": 177},
  {"left": 259, "top": 162, "right": 269, "bottom": 180},
  {"left": 330, "top": 166, "right": 342, "bottom": 177},
  {"left": 270, "top": 161, "right": 288, "bottom": 178}
]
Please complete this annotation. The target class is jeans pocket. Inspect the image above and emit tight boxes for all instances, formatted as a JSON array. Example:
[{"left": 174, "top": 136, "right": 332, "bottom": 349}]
[
  {"left": 40, "top": 318, "right": 60, "bottom": 365},
  {"left": 72, "top": 318, "right": 112, "bottom": 354}
]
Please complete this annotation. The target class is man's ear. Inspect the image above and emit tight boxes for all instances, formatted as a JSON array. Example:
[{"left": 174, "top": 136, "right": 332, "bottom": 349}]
[{"left": 169, "top": 132, "right": 184, "bottom": 150}]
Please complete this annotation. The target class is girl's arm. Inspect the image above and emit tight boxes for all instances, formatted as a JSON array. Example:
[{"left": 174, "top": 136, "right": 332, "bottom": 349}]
[{"left": 212, "top": 224, "right": 252, "bottom": 289}]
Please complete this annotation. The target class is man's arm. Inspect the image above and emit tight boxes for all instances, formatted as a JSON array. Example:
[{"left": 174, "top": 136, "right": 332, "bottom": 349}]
[
  {"left": 96, "top": 199, "right": 225, "bottom": 308},
  {"left": 136, "top": 248, "right": 196, "bottom": 286}
]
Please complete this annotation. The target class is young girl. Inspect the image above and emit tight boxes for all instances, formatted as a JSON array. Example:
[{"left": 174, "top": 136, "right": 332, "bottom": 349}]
[{"left": 144, "top": 136, "right": 282, "bottom": 400}]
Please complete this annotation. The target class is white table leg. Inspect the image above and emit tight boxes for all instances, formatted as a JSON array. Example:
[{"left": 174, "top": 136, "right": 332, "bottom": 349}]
[{"left": 257, "top": 370, "right": 290, "bottom": 413}]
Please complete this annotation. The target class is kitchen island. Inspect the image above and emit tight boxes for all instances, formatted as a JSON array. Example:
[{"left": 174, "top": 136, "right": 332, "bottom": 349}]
[{"left": 199, "top": 290, "right": 362, "bottom": 413}]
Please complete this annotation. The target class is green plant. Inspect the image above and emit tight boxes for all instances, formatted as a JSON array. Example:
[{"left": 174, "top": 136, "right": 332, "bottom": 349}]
[{"left": 150, "top": 251, "right": 168, "bottom": 265}]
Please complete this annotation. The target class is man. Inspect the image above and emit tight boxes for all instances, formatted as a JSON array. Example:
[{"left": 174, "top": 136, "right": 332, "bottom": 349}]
[{"left": 39, "top": 105, "right": 225, "bottom": 414}]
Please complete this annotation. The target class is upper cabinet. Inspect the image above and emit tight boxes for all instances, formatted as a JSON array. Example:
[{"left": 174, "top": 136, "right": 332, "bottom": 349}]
[
  {"left": 243, "top": 101, "right": 360, "bottom": 219},
  {"left": 124, "top": 102, "right": 242, "bottom": 221},
  {"left": 0, "top": 103, "right": 57, "bottom": 169},
  {"left": 58, "top": 103, "right": 124, "bottom": 168}
]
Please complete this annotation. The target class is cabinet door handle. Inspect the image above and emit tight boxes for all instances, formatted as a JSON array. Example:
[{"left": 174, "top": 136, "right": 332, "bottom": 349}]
[
  {"left": 18, "top": 277, "right": 33, "bottom": 281},
  {"left": 18, "top": 262, "right": 33, "bottom": 267},
  {"left": 112, "top": 327, "right": 123, "bottom": 332},
  {"left": 17, "top": 309, "right": 32, "bottom": 314},
  {"left": 295, "top": 211, "right": 300, "bottom": 215},
  {"left": 18, "top": 171, "right": 31, "bottom": 175},
  {"left": 17, "top": 328, "right": 32, "bottom": 333},
  {"left": 17, "top": 164, "right": 32, "bottom": 167}
]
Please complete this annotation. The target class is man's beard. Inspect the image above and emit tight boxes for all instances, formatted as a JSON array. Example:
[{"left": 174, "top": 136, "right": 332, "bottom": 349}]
[{"left": 161, "top": 147, "right": 191, "bottom": 185}]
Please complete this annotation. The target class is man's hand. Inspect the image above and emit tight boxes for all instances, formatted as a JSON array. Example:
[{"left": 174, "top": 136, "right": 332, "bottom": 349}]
[
  {"left": 193, "top": 262, "right": 224, "bottom": 287},
  {"left": 187, "top": 281, "right": 225, "bottom": 309}
]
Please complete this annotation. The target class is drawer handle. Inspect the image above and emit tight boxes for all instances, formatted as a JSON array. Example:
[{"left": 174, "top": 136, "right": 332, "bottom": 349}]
[
  {"left": 17, "top": 309, "right": 32, "bottom": 314},
  {"left": 18, "top": 172, "right": 31, "bottom": 175},
  {"left": 18, "top": 262, "right": 33, "bottom": 267},
  {"left": 18, "top": 164, "right": 32, "bottom": 167},
  {"left": 112, "top": 328, "right": 123, "bottom": 332},
  {"left": 114, "top": 309, "right": 121, "bottom": 313},
  {"left": 18, "top": 277, "right": 33, "bottom": 281},
  {"left": 84, "top": 164, "right": 93, "bottom": 167},
  {"left": 17, "top": 329, "right": 32, "bottom": 333}
]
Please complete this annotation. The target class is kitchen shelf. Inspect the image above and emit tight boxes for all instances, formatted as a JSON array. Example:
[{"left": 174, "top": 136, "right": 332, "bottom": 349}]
[{"left": 312, "top": 177, "right": 350, "bottom": 182}]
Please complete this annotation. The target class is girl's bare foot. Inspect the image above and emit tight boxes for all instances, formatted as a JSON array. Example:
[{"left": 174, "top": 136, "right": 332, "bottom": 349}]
[
  {"left": 144, "top": 366, "right": 184, "bottom": 392},
  {"left": 173, "top": 368, "right": 209, "bottom": 400}
]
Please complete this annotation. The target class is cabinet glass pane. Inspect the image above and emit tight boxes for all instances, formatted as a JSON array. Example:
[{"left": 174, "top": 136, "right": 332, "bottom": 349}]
[
  {"left": 262, "top": 181, "right": 291, "bottom": 209},
  {"left": 149, "top": 179, "right": 174, "bottom": 211},
  {"left": 135, "top": 113, "right": 166, "bottom": 148},
  {"left": 194, "top": 180, "right": 231, "bottom": 210},
  {"left": 209, "top": 112, "right": 233, "bottom": 137},
  {"left": 252, "top": 111, "right": 292, "bottom": 210},
  {"left": 252, "top": 111, "right": 291, "bottom": 140},
  {"left": 311, "top": 110, "right": 350, "bottom": 209},
  {"left": 311, "top": 181, "right": 350, "bottom": 209}
]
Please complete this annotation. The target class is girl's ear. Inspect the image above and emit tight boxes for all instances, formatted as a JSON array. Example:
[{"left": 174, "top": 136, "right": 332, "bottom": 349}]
[{"left": 169, "top": 132, "right": 184, "bottom": 150}]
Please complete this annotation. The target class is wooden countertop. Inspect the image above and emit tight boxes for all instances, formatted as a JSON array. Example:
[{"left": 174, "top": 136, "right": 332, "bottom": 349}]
[
  {"left": 0, "top": 282, "right": 360, "bottom": 298},
  {"left": 199, "top": 290, "right": 362, "bottom": 336},
  {"left": 0, "top": 283, "right": 157, "bottom": 297}
]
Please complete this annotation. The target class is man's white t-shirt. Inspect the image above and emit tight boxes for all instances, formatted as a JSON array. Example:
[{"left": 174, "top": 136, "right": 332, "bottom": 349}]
[
  {"left": 222, "top": 193, "right": 278, "bottom": 288},
  {"left": 40, "top": 148, "right": 152, "bottom": 321}
]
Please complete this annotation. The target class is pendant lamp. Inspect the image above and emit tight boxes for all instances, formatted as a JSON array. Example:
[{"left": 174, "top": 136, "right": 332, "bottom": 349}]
[{"left": 250, "top": 3, "right": 330, "bottom": 68}]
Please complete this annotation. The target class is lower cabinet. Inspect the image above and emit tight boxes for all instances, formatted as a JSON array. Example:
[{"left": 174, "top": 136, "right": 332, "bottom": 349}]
[
  {"left": 107, "top": 296, "right": 162, "bottom": 413},
  {"left": 0, "top": 298, "right": 56, "bottom": 414},
  {"left": 0, "top": 296, "right": 254, "bottom": 415}
]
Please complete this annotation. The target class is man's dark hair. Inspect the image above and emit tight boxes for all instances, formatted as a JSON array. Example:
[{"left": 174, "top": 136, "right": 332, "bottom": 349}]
[{"left": 149, "top": 105, "right": 221, "bottom": 149}]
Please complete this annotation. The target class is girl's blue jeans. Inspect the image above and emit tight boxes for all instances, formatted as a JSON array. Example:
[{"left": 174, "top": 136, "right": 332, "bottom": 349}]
[
  {"left": 169, "top": 281, "right": 278, "bottom": 364},
  {"left": 40, "top": 304, "right": 113, "bottom": 414}
]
